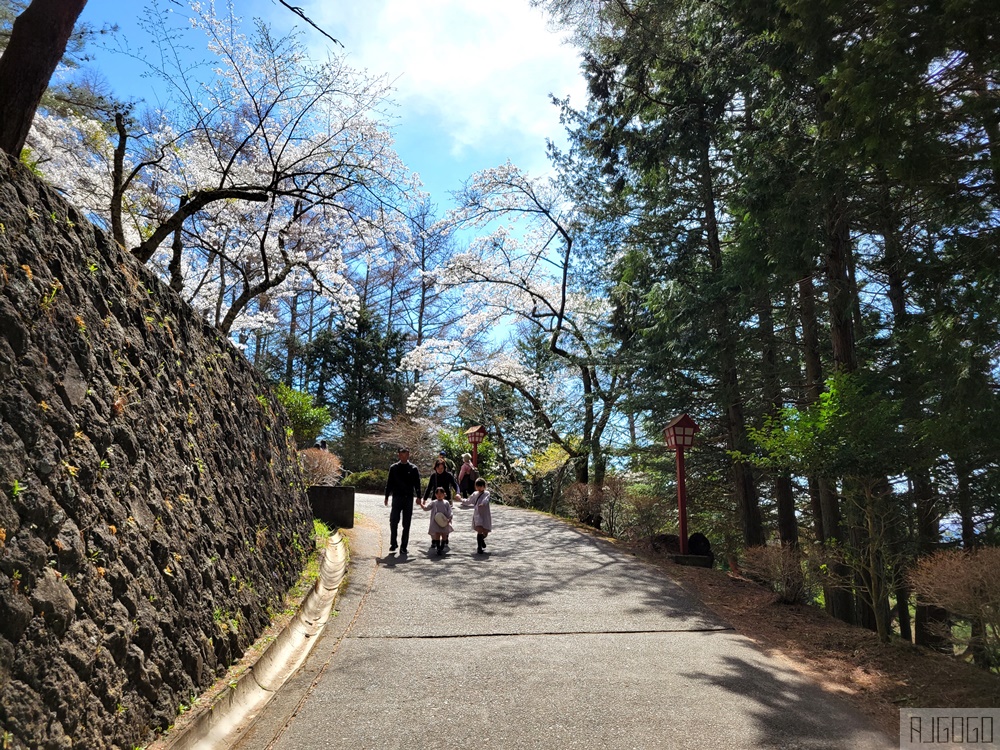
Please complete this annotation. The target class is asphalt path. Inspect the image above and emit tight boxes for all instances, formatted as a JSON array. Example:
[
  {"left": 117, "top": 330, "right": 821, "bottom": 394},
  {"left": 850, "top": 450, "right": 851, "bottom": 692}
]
[{"left": 233, "top": 491, "right": 893, "bottom": 750}]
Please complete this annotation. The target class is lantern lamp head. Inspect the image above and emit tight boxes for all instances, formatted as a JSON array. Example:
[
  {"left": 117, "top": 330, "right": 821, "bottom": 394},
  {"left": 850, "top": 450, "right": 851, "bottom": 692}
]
[
  {"left": 663, "top": 413, "right": 700, "bottom": 449},
  {"left": 465, "top": 425, "right": 487, "bottom": 445}
]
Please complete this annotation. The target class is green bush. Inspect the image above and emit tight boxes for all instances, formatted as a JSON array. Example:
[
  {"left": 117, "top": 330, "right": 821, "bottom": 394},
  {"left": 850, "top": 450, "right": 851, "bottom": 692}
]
[
  {"left": 273, "top": 383, "right": 331, "bottom": 447},
  {"left": 342, "top": 469, "right": 388, "bottom": 492}
]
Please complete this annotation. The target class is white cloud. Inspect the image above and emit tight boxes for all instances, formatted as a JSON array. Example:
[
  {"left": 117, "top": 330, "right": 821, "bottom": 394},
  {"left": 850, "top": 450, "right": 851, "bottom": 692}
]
[{"left": 310, "top": 0, "right": 586, "bottom": 160}]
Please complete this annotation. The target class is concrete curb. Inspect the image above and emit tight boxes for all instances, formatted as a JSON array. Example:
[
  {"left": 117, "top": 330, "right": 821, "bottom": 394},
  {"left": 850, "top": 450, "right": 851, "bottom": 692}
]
[{"left": 156, "top": 531, "right": 349, "bottom": 750}]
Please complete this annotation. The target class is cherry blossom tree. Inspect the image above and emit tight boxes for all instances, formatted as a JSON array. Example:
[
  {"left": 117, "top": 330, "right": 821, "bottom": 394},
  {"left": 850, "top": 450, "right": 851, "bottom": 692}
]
[
  {"left": 26, "top": 0, "right": 414, "bottom": 345},
  {"left": 404, "top": 162, "right": 628, "bottom": 524}
]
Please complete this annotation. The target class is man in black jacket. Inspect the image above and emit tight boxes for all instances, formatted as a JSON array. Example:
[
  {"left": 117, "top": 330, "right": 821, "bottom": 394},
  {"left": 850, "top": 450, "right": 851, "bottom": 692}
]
[{"left": 384, "top": 447, "right": 421, "bottom": 555}]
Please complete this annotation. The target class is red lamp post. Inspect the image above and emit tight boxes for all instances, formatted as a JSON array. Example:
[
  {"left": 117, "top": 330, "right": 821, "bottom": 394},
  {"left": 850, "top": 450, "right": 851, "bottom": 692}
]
[
  {"left": 465, "top": 425, "right": 487, "bottom": 468},
  {"left": 663, "top": 414, "right": 699, "bottom": 555}
]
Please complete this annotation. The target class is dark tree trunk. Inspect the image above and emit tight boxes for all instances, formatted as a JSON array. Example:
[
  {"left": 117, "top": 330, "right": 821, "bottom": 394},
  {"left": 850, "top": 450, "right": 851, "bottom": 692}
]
[
  {"left": 111, "top": 113, "right": 128, "bottom": 249},
  {"left": 896, "top": 582, "right": 912, "bottom": 643},
  {"left": 284, "top": 293, "right": 298, "bottom": 387},
  {"left": 852, "top": 509, "right": 880, "bottom": 633},
  {"left": 759, "top": 292, "right": 797, "bottom": 547},
  {"left": 824, "top": 194, "right": 857, "bottom": 374},
  {"left": 956, "top": 460, "right": 977, "bottom": 550},
  {"left": 799, "top": 274, "right": 827, "bottom": 548},
  {"left": 0, "top": 0, "right": 87, "bottom": 157},
  {"left": 798, "top": 273, "right": 854, "bottom": 623},
  {"left": 168, "top": 195, "right": 188, "bottom": 293},
  {"left": 956, "top": 460, "right": 991, "bottom": 667},
  {"left": 913, "top": 473, "right": 950, "bottom": 651},
  {"left": 573, "top": 453, "right": 601, "bottom": 529},
  {"left": 774, "top": 475, "right": 797, "bottom": 547},
  {"left": 820, "top": 478, "right": 855, "bottom": 625},
  {"left": 808, "top": 477, "right": 825, "bottom": 543},
  {"left": 823, "top": 195, "right": 865, "bottom": 626},
  {"left": 875, "top": 182, "right": 915, "bottom": 645},
  {"left": 698, "top": 134, "right": 763, "bottom": 547}
]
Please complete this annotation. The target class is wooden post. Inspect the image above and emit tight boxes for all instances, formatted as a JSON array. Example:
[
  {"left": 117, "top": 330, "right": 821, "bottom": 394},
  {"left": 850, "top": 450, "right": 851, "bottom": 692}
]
[{"left": 676, "top": 446, "right": 688, "bottom": 555}]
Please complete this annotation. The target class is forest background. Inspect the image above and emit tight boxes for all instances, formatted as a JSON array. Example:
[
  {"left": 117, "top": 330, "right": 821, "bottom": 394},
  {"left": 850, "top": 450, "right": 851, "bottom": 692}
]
[{"left": 2, "top": 0, "right": 999, "bottom": 674}]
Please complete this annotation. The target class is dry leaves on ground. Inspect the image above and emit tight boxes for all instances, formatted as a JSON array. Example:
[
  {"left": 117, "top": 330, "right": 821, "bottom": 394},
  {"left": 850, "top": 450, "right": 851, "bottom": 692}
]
[{"left": 621, "top": 542, "right": 1000, "bottom": 738}]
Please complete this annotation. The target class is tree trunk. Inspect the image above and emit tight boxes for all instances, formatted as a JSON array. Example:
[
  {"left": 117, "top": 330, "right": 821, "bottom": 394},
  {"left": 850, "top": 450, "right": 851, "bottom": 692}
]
[
  {"left": 896, "top": 582, "right": 912, "bottom": 643},
  {"left": 550, "top": 464, "right": 567, "bottom": 515},
  {"left": 0, "top": 0, "right": 88, "bottom": 156},
  {"left": 798, "top": 272, "right": 854, "bottom": 624},
  {"left": 875, "top": 181, "right": 916, "bottom": 645},
  {"left": 799, "top": 274, "right": 827, "bottom": 548},
  {"left": 284, "top": 293, "right": 298, "bottom": 387},
  {"left": 808, "top": 477, "right": 825, "bottom": 543},
  {"left": 824, "top": 193, "right": 857, "bottom": 374},
  {"left": 824, "top": 194, "right": 867, "bottom": 627},
  {"left": 913, "top": 472, "right": 950, "bottom": 651},
  {"left": 956, "top": 459, "right": 977, "bottom": 550},
  {"left": 111, "top": 112, "right": 128, "bottom": 249},
  {"left": 214, "top": 254, "right": 226, "bottom": 329},
  {"left": 759, "top": 291, "right": 797, "bottom": 547},
  {"left": 956, "top": 459, "right": 990, "bottom": 667},
  {"left": 698, "top": 134, "right": 763, "bottom": 547},
  {"left": 168, "top": 195, "right": 188, "bottom": 293}
]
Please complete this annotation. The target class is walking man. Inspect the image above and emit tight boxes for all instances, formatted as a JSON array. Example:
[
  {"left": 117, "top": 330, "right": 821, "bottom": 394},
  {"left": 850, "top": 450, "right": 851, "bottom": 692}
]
[{"left": 384, "top": 447, "right": 421, "bottom": 555}]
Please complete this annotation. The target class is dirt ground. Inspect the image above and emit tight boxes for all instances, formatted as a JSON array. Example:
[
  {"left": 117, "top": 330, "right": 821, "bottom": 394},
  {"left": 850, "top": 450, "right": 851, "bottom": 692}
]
[{"left": 618, "top": 541, "right": 1000, "bottom": 738}]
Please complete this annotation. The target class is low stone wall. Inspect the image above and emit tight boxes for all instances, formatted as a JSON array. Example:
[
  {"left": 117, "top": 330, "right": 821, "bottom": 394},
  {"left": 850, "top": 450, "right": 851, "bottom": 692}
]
[{"left": 0, "top": 155, "right": 313, "bottom": 749}]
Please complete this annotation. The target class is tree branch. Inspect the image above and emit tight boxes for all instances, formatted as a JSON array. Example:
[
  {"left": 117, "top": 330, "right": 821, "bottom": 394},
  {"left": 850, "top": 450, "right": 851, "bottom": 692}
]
[{"left": 274, "top": 0, "right": 343, "bottom": 47}]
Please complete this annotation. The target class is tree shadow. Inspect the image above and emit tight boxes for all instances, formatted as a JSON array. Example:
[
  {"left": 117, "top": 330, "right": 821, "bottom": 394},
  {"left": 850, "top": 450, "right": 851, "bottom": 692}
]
[
  {"left": 372, "top": 504, "right": 727, "bottom": 631},
  {"left": 687, "top": 644, "right": 891, "bottom": 748}
]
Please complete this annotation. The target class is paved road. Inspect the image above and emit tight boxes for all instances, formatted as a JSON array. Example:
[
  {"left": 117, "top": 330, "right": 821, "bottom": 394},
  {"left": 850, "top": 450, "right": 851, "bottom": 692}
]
[{"left": 233, "top": 492, "right": 892, "bottom": 750}]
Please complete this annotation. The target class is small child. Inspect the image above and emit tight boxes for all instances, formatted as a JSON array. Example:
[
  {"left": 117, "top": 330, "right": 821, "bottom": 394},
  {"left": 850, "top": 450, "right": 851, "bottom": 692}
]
[
  {"left": 467, "top": 478, "right": 492, "bottom": 554},
  {"left": 421, "top": 486, "right": 454, "bottom": 555}
]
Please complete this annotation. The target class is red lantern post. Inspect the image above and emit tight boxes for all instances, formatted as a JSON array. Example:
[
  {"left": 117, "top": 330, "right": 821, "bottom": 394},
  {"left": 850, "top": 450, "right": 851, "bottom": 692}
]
[
  {"left": 465, "top": 425, "right": 487, "bottom": 468},
  {"left": 663, "top": 414, "right": 699, "bottom": 555}
]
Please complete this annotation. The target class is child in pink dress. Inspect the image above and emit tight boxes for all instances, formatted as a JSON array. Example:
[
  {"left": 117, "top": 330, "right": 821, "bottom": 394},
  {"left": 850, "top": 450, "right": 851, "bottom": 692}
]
[
  {"left": 421, "top": 486, "right": 454, "bottom": 555},
  {"left": 467, "top": 478, "right": 492, "bottom": 554}
]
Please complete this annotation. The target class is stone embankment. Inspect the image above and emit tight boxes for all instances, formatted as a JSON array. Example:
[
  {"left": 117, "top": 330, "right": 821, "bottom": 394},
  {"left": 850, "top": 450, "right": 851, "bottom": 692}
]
[{"left": 0, "top": 154, "right": 312, "bottom": 749}]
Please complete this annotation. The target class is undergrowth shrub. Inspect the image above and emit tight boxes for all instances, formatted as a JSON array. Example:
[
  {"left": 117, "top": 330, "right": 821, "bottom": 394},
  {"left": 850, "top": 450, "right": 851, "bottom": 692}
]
[
  {"left": 601, "top": 475, "right": 629, "bottom": 537},
  {"left": 342, "top": 469, "right": 388, "bottom": 492},
  {"left": 565, "top": 482, "right": 602, "bottom": 526},
  {"left": 298, "top": 448, "right": 343, "bottom": 487},
  {"left": 616, "top": 487, "right": 672, "bottom": 543},
  {"left": 490, "top": 482, "right": 526, "bottom": 506},
  {"left": 741, "top": 545, "right": 811, "bottom": 604},
  {"left": 910, "top": 548, "right": 1000, "bottom": 670}
]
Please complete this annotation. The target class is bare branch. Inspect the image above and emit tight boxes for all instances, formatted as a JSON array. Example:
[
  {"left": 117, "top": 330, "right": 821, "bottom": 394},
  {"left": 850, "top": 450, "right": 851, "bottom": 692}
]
[{"left": 274, "top": 0, "right": 344, "bottom": 47}]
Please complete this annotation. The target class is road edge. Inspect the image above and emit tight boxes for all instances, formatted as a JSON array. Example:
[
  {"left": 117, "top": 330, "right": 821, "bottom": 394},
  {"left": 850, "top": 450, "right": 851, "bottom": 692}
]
[{"left": 155, "top": 531, "right": 349, "bottom": 750}]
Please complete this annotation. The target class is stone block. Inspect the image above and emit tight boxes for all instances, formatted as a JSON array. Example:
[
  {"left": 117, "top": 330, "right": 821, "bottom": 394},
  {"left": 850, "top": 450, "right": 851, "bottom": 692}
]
[
  {"left": 307, "top": 485, "right": 355, "bottom": 529},
  {"left": 673, "top": 554, "right": 714, "bottom": 568}
]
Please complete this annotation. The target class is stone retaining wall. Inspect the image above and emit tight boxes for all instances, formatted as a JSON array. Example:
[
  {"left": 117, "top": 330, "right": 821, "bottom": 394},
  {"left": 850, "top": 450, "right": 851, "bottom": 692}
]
[{"left": 0, "top": 154, "right": 313, "bottom": 749}]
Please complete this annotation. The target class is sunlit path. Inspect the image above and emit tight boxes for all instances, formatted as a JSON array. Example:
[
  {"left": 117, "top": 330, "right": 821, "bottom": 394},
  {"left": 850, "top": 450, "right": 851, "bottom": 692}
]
[{"left": 233, "top": 493, "right": 891, "bottom": 750}]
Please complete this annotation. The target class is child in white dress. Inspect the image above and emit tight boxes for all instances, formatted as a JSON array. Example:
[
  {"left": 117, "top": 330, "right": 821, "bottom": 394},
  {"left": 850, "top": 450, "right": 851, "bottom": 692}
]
[
  {"left": 467, "top": 478, "right": 492, "bottom": 554},
  {"left": 421, "top": 486, "right": 454, "bottom": 555}
]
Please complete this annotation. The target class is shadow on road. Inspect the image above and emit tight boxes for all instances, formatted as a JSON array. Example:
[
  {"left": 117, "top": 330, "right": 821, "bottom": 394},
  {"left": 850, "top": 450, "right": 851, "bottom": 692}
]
[
  {"left": 688, "top": 644, "right": 888, "bottom": 747},
  {"left": 368, "top": 501, "right": 725, "bottom": 632}
]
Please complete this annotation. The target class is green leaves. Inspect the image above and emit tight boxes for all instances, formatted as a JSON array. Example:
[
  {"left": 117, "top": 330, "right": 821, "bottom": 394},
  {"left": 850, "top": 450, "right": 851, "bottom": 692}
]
[
  {"left": 273, "top": 383, "right": 331, "bottom": 448},
  {"left": 748, "top": 372, "right": 908, "bottom": 481}
]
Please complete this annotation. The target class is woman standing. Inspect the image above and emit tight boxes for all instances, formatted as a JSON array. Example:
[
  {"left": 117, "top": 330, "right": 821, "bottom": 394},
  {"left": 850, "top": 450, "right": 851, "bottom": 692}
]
[{"left": 424, "top": 459, "right": 461, "bottom": 502}]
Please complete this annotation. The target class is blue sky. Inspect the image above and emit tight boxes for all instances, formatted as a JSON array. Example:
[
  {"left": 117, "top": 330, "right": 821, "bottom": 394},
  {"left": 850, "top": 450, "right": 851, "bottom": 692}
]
[{"left": 76, "top": 0, "right": 588, "bottom": 215}]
